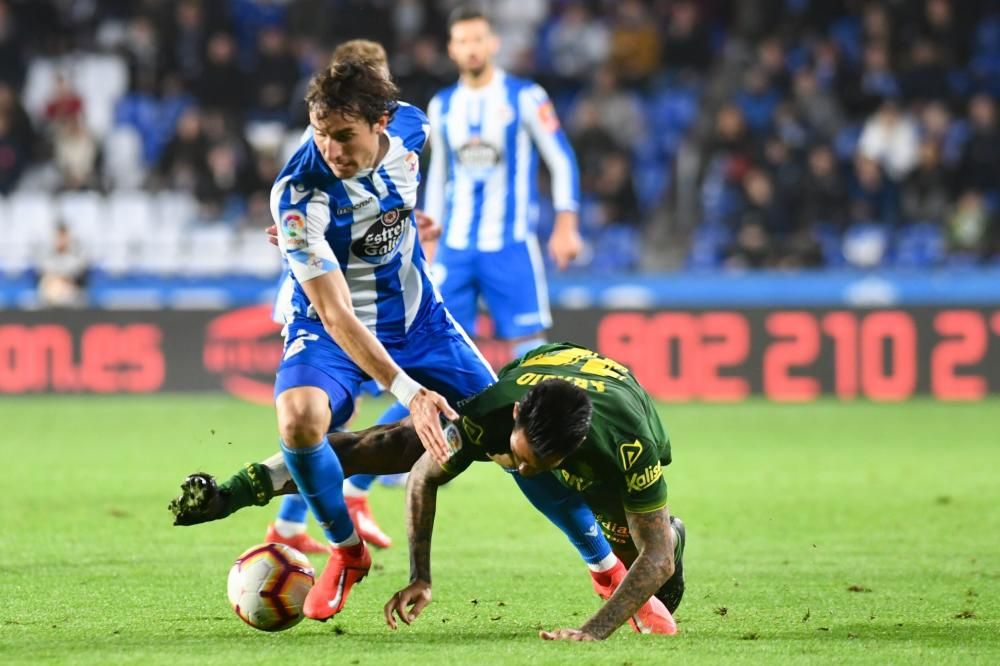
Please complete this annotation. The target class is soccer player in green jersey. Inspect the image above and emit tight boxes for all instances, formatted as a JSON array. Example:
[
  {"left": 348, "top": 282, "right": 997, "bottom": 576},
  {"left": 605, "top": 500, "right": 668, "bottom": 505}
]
[
  {"left": 382, "top": 343, "right": 684, "bottom": 641},
  {"left": 170, "top": 343, "right": 685, "bottom": 639}
]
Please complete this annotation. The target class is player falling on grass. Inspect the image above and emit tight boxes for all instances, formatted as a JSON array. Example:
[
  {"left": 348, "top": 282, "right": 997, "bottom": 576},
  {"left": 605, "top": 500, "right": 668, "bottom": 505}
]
[
  {"left": 239, "top": 56, "right": 619, "bottom": 622},
  {"left": 266, "top": 39, "right": 433, "bottom": 556},
  {"left": 170, "top": 343, "right": 684, "bottom": 635},
  {"left": 383, "top": 343, "right": 685, "bottom": 640}
]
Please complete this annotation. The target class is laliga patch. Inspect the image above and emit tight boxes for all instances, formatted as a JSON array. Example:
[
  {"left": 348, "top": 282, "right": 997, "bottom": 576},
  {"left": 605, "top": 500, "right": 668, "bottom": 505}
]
[
  {"left": 281, "top": 211, "right": 307, "bottom": 249},
  {"left": 351, "top": 207, "right": 412, "bottom": 264},
  {"left": 619, "top": 439, "right": 643, "bottom": 470}
]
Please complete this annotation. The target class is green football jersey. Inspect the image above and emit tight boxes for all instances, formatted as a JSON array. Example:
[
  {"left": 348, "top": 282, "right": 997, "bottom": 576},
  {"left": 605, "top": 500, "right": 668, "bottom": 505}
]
[{"left": 443, "top": 343, "right": 671, "bottom": 513}]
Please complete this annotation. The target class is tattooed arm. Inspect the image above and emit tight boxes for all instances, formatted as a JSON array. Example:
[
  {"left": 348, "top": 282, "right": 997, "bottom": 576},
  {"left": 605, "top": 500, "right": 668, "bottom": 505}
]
[
  {"left": 383, "top": 452, "right": 462, "bottom": 629},
  {"left": 543, "top": 505, "right": 676, "bottom": 641}
]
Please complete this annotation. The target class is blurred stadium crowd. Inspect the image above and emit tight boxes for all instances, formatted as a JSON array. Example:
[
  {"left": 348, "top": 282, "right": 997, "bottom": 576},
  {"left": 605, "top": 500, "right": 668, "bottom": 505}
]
[{"left": 1, "top": 0, "right": 1000, "bottom": 292}]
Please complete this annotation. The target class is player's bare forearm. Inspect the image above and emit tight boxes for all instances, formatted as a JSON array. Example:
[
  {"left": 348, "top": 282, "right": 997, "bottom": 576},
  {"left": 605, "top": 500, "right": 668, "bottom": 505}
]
[
  {"left": 406, "top": 453, "right": 456, "bottom": 583},
  {"left": 580, "top": 507, "right": 675, "bottom": 640}
]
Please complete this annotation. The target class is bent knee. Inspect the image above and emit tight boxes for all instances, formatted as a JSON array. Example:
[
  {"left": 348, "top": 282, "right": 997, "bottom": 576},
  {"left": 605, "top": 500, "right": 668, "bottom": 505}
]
[{"left": 276, "top": 388, "right": 330, "bottom": 446}]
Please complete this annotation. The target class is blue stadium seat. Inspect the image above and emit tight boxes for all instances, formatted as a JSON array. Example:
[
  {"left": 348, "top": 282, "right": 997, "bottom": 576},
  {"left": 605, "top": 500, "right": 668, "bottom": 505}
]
[
  {"left": 589, "top": 225, "right": 641, "bottom": 273},
  {"left": 893, "top": 222, "right": 945, "bottom": 268}
]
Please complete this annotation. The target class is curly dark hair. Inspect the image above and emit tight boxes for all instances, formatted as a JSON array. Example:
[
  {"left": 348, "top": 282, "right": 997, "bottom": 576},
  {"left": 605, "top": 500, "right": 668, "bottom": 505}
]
[
  {"left": 304, "top": 58, "right": 398, "bottom": 125},
  {"left": 515, "top": 380, "right": 592, "bottom": 461}
]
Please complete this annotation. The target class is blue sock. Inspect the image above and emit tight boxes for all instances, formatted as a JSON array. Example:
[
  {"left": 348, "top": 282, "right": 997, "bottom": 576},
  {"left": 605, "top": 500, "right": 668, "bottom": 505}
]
[
  {"left": 346, "top": 400, "right": 412, "bottom": 491},
  {"left": 277, "top": 494, "right": 309, "bottom": 523},
  {"left": 512, "top": 336, "right": 546, "bottom": 359},
  {"left": 510, "top": 471, "right": 613, "bottom": 565},
  {"left": 280, "top": 439, "right": 355, "bottom": 543}
]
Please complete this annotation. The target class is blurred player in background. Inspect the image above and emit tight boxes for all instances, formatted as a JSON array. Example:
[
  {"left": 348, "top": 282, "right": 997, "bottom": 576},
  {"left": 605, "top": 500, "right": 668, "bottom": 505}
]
[{"left": 424, "top": 6, "right": 582, "bottom": 353}]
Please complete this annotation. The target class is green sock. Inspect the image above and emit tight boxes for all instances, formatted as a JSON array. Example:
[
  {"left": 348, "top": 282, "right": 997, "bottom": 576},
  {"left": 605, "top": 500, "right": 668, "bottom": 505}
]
[{"left": 218, "top": 463, "right": 275, "bottom": 515}]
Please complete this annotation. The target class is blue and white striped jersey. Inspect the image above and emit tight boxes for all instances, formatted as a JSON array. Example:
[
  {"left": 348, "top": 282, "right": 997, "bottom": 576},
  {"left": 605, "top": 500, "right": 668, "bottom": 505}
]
[
  {"left": 270, "top": 103, "right": 440, "bottom": 343},
  {"left": 423, "top": 69, "right": 580, "bottom": 252}
]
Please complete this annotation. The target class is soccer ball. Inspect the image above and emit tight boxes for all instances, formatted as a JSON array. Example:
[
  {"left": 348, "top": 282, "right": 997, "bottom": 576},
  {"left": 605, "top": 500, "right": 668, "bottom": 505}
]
[{"left": 226, "top": 543, "right": 315, "bottom": 631}]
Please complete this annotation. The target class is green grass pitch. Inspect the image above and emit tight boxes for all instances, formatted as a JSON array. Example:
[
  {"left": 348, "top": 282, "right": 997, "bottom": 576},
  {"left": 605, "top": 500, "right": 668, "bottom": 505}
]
[{"left": 2, "top": 395, "right": 999, "bottom": 665}]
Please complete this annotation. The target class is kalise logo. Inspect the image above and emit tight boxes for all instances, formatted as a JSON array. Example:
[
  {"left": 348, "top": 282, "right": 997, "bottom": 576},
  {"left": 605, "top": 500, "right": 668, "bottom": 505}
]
[{"left": 203, "top": 305, "right": 283, "bottom": 404}]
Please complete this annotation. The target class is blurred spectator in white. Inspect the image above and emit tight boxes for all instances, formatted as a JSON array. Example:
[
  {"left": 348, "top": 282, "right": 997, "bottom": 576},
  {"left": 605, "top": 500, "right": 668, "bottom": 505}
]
[
  {"left": 37, "top": 223, "right": 89, "bottom": 307},
  {"left": 546, "top": 3, "right": 609, "bottom": 83},
  {"left": 489, "top": 0, "right": 547, "bottom": 72},
  {"left": 901, "top": 140, "right": 950, "bottom": 223},
  {"left": 53, "top": 114, "right": 99, "bottom": 190},
  {"left": 956, "top": 93, "right": 1000, "bottom": 196},
  {"left": 858, "top": 99, "right": 919, "bottom": 181}
]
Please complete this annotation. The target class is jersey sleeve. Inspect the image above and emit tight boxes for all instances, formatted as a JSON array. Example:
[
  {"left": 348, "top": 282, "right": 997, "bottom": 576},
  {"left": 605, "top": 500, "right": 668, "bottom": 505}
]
[
  {"left": 270, "top": 175, "right": 339, "bottom": 282},
  {"left": 421, "top": 95, "right": 447, "bottom": 228},
  {"left": 616, "top": 434, "right": 669, "bottom": 514},
  {"left": 519, "top": 83, "right": 580, "bottom": 213},
  {"left": 393, "top": 102, "right": 431, "bottom": 154}
]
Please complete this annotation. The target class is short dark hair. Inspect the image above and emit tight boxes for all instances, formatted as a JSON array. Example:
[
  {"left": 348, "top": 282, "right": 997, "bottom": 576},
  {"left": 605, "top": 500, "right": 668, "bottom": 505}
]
[
  {"left": 515, "top": 380, "right": 592, "bottom": 461},
  {"left": 448, "top": 4, "right": 492, "bottom": 31},
  {"left": 304, "top": 58, "right": 398, "bottom": 125}
]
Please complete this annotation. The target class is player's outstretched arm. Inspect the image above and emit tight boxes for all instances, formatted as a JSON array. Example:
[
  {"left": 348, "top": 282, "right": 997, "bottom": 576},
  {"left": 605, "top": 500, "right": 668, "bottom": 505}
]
[
  {"left": 384, "top": 452, "right": 459, "bottom": 629},
  {"left": 541, "top": 506, "right": 676, "bottom": 641}
]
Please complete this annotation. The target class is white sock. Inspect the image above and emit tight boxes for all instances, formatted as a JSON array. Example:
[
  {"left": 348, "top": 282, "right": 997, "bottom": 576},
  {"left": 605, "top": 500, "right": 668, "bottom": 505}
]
[
  {"left": 333, "top": 530, "right": 361, "bottom": 548},
  {"left": 587, "top": 553, "right": 619, "bottom": 573},
  {"left": 342, "top": 480, "right": 369, "bottom": 498},
  {"left": 274, "top": 518, "right": 306, "bottom": 538}
]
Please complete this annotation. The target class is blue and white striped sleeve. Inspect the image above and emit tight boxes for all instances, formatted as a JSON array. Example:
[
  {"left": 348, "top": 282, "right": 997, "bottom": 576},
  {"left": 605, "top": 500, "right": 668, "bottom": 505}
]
[
  {"left": 270, "top": 176, "right": 338, "bottom": 283},
  {"left": 422, "top": 95, "right": 447, "bottom": 227},
  {"left": 520, "top": 83, "right": 580, "bottom": 213}
]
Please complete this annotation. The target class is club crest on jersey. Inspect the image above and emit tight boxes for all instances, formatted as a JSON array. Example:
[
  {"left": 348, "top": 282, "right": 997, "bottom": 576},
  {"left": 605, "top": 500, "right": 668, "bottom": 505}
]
[
  {"left": 457, "top": 137, "right": 501, "bottom": 179},
  {"left": 351, "top": 207, "right": 412, "bottom": 264},
  {"left": 619, "top": 440, "right": 643, "bottom": 470}
]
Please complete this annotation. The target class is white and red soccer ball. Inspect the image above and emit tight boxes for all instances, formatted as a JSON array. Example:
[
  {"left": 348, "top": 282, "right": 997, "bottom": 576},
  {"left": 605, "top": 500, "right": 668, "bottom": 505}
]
[{"left": 227, "top": 543, "right": 314, "bottom": 631}]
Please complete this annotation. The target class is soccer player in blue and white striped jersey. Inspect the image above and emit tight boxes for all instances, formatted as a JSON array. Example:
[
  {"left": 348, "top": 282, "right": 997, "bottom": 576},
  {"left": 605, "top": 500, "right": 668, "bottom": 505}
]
[
  {"left": 423, "top": 6, "right": 583, "bottom": 358},
  {"left": 264, "top": 57, "right": 614, "bottom": 622}
]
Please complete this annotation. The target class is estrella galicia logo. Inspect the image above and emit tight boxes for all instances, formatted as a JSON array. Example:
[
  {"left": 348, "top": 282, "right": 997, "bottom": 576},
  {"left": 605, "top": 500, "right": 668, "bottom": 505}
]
[{"left": 351, "top": 207, "right": 412, "bottom": 264}]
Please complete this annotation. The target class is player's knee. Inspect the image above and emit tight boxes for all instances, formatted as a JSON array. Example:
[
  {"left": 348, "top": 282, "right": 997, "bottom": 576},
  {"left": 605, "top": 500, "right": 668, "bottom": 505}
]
[{"left": 276, "top": 393, "right": 329, "bottom": 447}]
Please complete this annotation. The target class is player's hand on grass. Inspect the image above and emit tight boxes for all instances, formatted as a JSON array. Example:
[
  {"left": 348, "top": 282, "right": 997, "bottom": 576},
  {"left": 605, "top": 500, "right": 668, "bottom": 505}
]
[
  {"left": 384, "top": 580, "right": 432, "bottom": 629},
  {"left": 539, "top": 628, "right": 597, "bottom": 641},
  {"left": 409, "top": 389, "right": 459, "bottom": 466},
  {"left": 548, "top": 211, "right": 582, "bottom": 270},
  {"left": 265, "top": 224, "right": 279, "bottom": 247}
]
